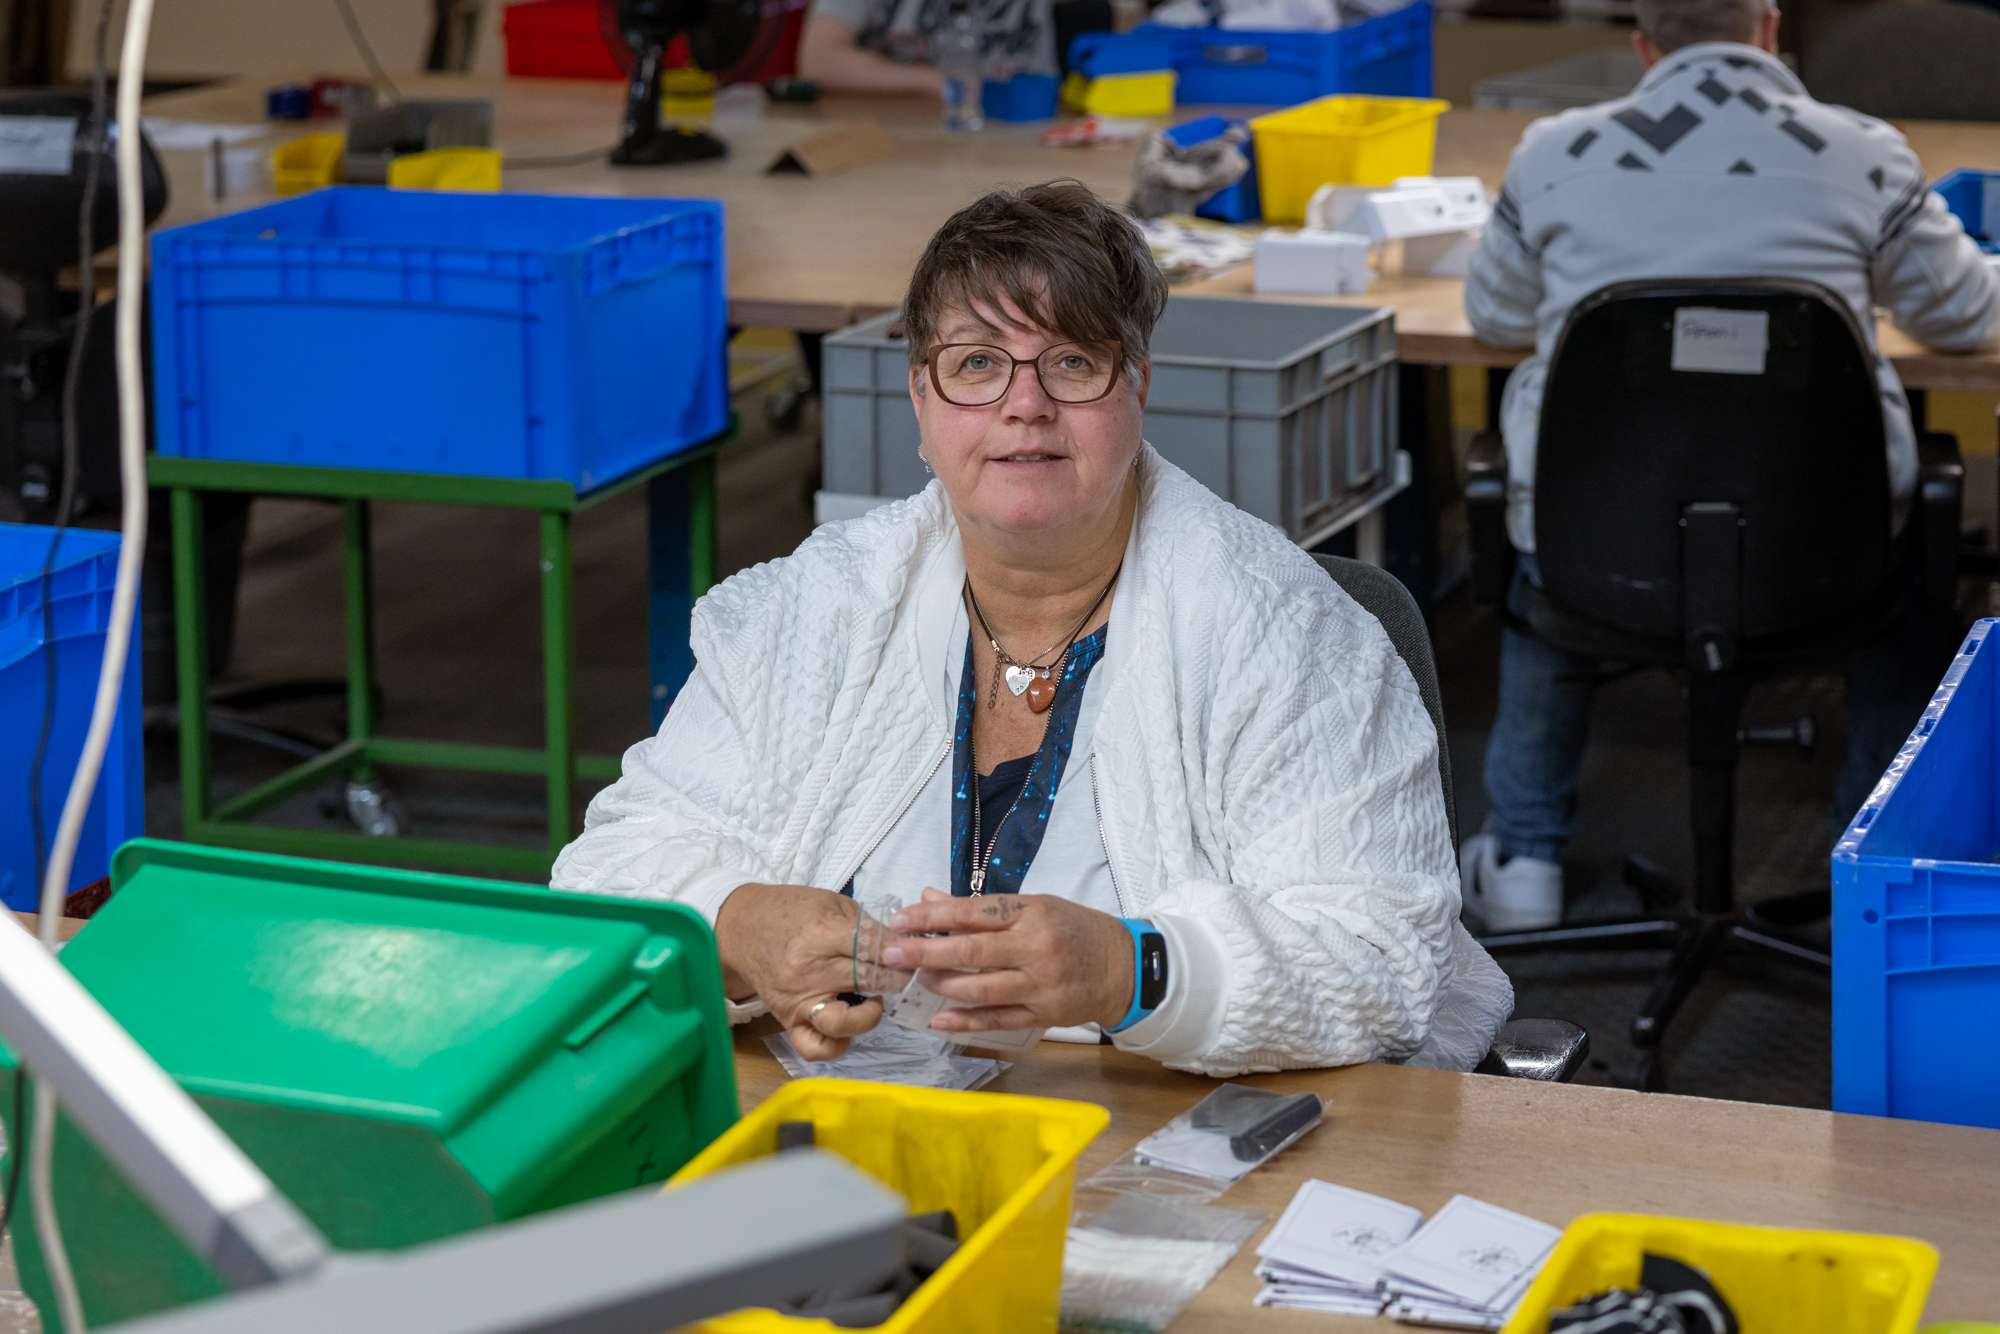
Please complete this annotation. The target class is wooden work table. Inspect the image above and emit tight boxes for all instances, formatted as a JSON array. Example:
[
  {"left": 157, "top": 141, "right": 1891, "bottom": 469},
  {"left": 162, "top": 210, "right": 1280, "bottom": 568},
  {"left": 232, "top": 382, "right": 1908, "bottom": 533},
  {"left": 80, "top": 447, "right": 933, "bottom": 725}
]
[
  {"left": 143, "top": 76, "right": 2000, "bottom": 391},
  {"left": 733, "top": 1028, "right": 2000, "bottom": 1328},
  {"left": 13, "top": 904, "right": 1997, "bottom": 1326}
]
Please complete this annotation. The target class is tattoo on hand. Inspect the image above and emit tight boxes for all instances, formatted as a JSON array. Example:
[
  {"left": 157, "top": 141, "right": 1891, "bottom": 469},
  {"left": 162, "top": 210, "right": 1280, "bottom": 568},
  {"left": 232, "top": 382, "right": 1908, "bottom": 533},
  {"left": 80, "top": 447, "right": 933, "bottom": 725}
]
[{"left": 980, "top": 898, "right": 1026, "bottom": 922}]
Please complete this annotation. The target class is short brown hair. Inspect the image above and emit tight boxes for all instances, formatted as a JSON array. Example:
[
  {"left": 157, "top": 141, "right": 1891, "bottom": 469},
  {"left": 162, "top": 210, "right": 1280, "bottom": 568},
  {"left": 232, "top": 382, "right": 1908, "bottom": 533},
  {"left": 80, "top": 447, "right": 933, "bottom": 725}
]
[
  {"left": 901, "top": 181, "right": 1169, "bottom": 369},
  {"left": 1634, "top": 0, "right": 1773, "bottom": 52}
]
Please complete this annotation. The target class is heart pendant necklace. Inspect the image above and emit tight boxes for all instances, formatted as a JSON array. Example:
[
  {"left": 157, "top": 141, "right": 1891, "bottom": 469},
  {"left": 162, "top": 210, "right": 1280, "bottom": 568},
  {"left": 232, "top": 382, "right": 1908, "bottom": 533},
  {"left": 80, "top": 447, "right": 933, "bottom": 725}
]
[
  {"left": 980, "top": 625, "right": 1069, "bottom": 713},
  {"left": 965, "top": 561, "right": 1123, "bottom": 715},
  {"left": 1024, "top": 671, "right": 1057, "bottom": 713},
  {"left": 983, "top": 633, "right": 1067, "bottom": 714}
]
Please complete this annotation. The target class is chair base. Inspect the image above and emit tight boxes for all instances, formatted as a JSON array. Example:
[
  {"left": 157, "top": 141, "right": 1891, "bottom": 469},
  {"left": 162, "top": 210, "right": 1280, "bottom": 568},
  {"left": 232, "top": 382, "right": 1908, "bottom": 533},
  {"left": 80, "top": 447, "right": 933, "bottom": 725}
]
[{"left": 1478, "top": 858, "right": 1829, "bottom": 1091}]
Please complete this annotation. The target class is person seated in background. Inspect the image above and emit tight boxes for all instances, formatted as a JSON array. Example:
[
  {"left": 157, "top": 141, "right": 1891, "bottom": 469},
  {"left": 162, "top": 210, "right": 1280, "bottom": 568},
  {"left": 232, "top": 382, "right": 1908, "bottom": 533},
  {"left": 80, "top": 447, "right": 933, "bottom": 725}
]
[
  {"left": 797, "top": 0, "right": 1059, "bottom": 96},
  {"left": 1459, "top": 0, "right": 2000, "bottom": 931},
  {"left": 554, "top": 181, "right": 1512, "bottom": 1076}
]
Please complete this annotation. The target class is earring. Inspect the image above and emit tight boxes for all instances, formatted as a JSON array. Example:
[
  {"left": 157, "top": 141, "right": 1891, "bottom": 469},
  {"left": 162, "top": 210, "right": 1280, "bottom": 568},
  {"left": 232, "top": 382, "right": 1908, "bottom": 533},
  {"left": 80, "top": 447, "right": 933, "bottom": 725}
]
[{"left": 920, "top": 453, "right": 933, "bottom": 476}]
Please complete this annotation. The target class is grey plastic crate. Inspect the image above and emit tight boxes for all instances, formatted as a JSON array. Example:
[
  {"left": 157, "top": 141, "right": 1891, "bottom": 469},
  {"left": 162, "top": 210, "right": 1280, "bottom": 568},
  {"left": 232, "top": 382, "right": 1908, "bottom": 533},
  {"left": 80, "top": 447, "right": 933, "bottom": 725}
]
[
  {"left": 341, "top": 99, "right": 494, "bottom": 184},
  {"left": 1472, "top": 48, "right": 1642, "bottom": 110},
  {"left": 821, "top": 298, "right": 1397, "bottom": 542}
]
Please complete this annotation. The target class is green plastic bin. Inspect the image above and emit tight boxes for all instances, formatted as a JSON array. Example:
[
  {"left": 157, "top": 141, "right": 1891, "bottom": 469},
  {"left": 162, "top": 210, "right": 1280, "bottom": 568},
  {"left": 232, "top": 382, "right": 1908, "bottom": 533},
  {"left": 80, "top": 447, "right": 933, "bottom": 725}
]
[{"left": 0, "top": 839, "right": 738, "bottom": 1331}]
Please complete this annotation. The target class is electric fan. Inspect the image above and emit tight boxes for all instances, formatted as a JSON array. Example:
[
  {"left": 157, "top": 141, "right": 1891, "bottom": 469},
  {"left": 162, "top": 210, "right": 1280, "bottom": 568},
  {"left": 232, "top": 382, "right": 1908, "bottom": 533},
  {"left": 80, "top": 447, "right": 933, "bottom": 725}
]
[{"left": 603, "top": 0, "right": 782, "bottom": 165}]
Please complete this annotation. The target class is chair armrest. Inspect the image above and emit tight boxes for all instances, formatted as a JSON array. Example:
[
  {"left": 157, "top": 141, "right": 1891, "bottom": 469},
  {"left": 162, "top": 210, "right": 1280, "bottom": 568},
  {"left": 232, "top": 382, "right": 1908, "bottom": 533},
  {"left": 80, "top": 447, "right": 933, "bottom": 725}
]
[
  {"left": 1485, "top": 1018, "right": 1590, "bottom": 1083},
  {"left": 1916, "top": 431, "right": 1964, "bottom": 617},
  {"left": 1465, "top": 430, "right": 1514, "bottom": 608}
]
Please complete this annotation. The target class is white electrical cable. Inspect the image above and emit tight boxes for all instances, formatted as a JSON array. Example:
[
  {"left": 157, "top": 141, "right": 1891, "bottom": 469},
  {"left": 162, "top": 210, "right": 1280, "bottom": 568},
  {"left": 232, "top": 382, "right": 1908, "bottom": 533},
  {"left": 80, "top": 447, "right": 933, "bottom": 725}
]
[{"left": 30, "top": 0, "right": 159, "bottom": 1326}]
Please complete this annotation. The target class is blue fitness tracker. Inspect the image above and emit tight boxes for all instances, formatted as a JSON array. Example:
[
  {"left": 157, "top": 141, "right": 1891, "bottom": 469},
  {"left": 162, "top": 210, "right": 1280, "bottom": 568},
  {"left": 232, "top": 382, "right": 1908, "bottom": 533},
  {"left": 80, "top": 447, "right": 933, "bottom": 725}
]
[{"left": 1106, "top": 918, "right": 1168, "bottom": 1034}]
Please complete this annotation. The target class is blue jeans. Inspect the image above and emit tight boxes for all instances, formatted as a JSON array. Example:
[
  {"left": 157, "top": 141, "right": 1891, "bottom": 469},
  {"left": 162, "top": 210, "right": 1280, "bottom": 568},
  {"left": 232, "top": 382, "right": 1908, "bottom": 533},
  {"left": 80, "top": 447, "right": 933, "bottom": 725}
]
[{"left": 1482, "top": 554, "right": 1945, "bottom": 864}]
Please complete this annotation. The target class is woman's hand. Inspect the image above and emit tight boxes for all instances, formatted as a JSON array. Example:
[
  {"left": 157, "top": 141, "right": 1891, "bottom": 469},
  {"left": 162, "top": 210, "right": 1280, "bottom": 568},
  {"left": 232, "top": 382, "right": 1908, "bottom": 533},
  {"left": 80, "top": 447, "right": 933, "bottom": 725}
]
[
  {"left": 880, "top": 891, "right": 1136, "bottom": 1033},
  {"left": 714, "top": 884, "right": 911, "bottom": 1061}
]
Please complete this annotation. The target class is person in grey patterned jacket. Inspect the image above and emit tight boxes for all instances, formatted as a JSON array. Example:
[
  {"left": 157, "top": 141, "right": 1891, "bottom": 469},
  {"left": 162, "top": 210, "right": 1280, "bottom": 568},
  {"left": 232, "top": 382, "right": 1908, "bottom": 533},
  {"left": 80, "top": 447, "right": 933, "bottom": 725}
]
[{"left": 1459, "top": 0, "right": 1999, "bottom": 931}]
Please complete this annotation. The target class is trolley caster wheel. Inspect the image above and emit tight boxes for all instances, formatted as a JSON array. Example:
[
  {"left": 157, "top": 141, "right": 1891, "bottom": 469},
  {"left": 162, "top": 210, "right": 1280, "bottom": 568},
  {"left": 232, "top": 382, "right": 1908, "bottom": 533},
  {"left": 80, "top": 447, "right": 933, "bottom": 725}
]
[{"left": 345, "top": 780, "right": 404, "bottom": 838}]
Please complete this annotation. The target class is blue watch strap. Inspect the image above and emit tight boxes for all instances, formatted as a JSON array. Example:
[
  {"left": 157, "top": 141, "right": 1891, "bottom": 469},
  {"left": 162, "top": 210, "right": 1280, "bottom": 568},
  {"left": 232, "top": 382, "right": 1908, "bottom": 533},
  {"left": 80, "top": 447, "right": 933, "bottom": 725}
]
[{"left": 1106, "top": 918, "right": 1163, "bottom": 1034}]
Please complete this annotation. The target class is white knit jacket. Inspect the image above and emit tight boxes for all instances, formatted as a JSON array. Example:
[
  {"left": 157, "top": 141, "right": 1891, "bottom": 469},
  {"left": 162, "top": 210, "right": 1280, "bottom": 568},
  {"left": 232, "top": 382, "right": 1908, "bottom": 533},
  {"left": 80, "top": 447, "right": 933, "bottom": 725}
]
[{"left": 551, "top": 450, "right": 1513, "bottom": 1075}]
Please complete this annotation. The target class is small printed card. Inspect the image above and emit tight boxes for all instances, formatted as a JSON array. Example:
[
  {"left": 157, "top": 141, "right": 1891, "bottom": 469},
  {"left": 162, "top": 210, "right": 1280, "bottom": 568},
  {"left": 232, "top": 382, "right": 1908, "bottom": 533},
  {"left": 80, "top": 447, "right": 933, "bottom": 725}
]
[{"left": 1378, "top": 1195, "right": 1560, "bottom": 1311}]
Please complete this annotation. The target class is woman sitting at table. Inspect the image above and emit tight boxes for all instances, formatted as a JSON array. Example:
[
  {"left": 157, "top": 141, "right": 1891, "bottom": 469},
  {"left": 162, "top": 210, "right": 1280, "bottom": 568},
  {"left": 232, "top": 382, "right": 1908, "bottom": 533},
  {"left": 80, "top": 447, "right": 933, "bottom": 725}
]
[{"left": 552, "top": 181, "right": 1512, "bottom": 1076}]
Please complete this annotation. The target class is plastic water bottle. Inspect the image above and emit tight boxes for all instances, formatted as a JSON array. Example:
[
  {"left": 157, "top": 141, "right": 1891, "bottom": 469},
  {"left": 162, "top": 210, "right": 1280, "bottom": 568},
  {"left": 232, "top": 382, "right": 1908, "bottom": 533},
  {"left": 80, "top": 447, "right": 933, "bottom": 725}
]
[{"left": 936, "top": 1, "right": 986, "bottom": 133}]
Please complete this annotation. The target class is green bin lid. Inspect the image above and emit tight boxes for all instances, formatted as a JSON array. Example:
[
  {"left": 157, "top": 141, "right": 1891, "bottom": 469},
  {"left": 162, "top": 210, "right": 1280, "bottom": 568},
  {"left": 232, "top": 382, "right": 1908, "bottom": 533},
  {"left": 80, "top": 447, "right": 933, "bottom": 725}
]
[
  {"left": 6, "top": 840, "right": 723, "bottom": 1126},
  {"left": 2, "top": 839, "right": 739, "bottom": 1332}
]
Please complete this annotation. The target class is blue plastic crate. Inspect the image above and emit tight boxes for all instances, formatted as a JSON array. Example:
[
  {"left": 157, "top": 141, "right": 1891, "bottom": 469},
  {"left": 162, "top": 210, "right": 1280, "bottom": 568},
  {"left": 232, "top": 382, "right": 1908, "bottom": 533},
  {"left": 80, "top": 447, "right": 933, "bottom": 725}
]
[
  {"left": 982, "top": 72, "right": 1060, "bottom": 121},
  {"left": 150, "top": 189, "right": 728, "bottom": 493},
  {"left": 1163, "top": 115, "right": 1260, "bottom": 222},
  {"left": 0, "top": 524, "right": 141, "bottom": 910},
  {"left": 1136, "top": 0, "right": 1432, "bottom": 106},
  {"left": 1934, "top": 169, "right": 1997, "bottom": 254},
  {"left": 1832, "top": 618, "right": 2000, "bottom": 1129},
  {"left": 1066, "top": 30, "right": 1175, "bottom": 77}
]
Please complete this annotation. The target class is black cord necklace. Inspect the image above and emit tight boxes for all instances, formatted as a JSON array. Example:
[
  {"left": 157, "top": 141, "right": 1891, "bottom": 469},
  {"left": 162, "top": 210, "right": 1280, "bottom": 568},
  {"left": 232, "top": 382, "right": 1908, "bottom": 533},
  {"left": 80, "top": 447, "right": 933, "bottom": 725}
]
[{"left": 964, "top": 561, "right": 1122, "bottom": 713}]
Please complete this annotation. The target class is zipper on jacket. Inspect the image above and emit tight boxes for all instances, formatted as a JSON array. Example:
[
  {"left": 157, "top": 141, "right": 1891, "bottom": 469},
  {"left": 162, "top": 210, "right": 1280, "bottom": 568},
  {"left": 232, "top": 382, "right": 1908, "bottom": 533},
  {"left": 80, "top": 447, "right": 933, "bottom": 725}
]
[
  {"left": 1089, "top": 752, "right": 1130, "bottom": 919},
  {"left": 835, "top": 732, "right": 951, "bottom": 894}
]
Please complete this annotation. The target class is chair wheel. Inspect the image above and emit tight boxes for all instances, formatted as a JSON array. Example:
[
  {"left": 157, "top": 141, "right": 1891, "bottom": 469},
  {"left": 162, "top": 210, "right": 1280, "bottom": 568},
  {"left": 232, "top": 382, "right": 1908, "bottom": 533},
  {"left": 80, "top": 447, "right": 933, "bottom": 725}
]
[{"left": 345, "top": 780, "right": 404, "bottom": 839}]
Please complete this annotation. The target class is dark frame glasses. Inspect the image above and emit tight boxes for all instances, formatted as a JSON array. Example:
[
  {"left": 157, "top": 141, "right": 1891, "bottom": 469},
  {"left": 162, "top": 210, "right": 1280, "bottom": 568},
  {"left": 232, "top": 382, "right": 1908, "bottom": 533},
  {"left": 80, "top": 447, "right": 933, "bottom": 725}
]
[{"left": 923, "top": 341, "right": 1125, "bottom": 407}]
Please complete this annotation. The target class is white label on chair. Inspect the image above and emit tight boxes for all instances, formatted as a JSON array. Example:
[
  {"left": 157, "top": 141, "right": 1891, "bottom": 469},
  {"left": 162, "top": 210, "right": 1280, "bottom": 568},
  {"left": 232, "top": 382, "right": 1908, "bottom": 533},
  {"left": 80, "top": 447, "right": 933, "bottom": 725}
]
[
  {"left": 1670, "top": 307, "right": 1769, "bottom": 375},
  {"left": 0, "top": 116, "right": 77, "bottom": 175}
]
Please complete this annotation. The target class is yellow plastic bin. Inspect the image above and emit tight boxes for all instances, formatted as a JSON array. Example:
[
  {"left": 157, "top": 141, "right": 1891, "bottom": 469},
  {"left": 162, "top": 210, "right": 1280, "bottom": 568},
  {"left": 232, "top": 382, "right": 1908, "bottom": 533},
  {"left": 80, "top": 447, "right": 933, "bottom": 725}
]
[
  {"left": 665, "top": 1078, "right": 1108, "bottom": 1333},
  {"left": 1502, "top": 1214, "right": 1939, "bottom": 1334},
  {"left": 387, "top": 147, "right": 504, "bottom": 192},
  {"left": 1247, "top": 94, "right": 1448, "bottom": 223},
  {"left": 270, "top": 131, "right": 345, "bottom": 195},
  {"left": 1062, "top": 69, "right": 1176, "bottom": 117}
]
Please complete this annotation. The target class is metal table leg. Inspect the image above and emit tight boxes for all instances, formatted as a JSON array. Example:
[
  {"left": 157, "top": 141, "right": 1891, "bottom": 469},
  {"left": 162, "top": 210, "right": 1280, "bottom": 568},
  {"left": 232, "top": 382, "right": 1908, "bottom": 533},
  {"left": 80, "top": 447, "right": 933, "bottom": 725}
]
[
  {"left": 542, "top": 508, "right": 577, "bottom": 863},
  {"left": 341, "top": 500, "right": 377, "bottom": 780},
  {"left": 169, "top": 487, "right": 213, "bottom": 833}
]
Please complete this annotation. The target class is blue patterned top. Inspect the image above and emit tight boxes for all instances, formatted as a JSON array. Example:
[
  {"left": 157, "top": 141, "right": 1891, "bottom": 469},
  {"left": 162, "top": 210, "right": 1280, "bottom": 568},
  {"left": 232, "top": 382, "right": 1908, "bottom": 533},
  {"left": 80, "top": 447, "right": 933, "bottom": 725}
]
[{"left": 949, "top": 625, "right": 1110, "bottom": 897}]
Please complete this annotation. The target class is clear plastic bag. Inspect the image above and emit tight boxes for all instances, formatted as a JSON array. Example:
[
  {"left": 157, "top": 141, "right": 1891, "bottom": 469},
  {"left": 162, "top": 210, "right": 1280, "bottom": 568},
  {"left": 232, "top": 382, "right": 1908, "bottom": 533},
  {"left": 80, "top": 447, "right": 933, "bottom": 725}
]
[
  {"left": 764, "top": 1022, "right": 1010, "bottom": 1091},
  {"left": 1132, "top": 1083, "right": 1324, "bottom": 1185},
  {"left": 853, "top": 894, "right": 1047, "bottom": 1052},
  {"left": 1061, "top": 1190, "right": 1265, "bottom": 1333},
  {"left": 1054, "top": 1084, "right": 1320, "bottom": 1330}
]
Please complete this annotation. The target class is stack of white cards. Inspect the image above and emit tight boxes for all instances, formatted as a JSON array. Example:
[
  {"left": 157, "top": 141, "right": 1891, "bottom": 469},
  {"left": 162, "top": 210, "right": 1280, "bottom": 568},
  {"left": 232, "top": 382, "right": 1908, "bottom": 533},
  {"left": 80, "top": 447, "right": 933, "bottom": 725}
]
[{"left": 1254, "top": 1183, "right": 1560, "bottom": 1330}]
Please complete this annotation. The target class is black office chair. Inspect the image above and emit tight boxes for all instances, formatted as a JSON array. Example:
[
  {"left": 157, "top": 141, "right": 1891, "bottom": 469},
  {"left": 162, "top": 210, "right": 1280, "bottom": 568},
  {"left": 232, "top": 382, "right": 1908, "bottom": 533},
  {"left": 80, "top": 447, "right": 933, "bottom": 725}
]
[
  {"left": 1463, "top": 278, "right": 1964, "bottom": 1091},
  {"left": 1312, "top": 552, "right": 1592, "bottom": 1084}
]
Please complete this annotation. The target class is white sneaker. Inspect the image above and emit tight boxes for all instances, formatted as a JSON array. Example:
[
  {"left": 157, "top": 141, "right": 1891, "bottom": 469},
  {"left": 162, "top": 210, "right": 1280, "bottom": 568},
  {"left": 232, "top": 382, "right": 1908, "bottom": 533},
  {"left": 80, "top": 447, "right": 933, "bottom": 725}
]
[{"left": 1459, "top": 832, "right": 1563, "bottom": 931}]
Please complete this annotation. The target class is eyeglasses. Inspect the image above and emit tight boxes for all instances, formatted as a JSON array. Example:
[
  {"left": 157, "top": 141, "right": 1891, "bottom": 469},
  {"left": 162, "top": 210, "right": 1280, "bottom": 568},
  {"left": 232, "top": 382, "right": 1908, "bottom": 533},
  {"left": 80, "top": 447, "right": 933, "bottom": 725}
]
[{"left": 924, "top": 340, "right": 1124, "bottom": 407}]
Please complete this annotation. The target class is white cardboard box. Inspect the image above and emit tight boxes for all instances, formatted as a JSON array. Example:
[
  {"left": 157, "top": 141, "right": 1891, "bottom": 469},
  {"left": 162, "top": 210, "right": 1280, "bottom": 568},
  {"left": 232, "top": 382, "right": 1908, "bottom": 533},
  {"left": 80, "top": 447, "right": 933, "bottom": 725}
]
[{"left": 1253, "top": 229, "right": 1373, "bottom": 295}]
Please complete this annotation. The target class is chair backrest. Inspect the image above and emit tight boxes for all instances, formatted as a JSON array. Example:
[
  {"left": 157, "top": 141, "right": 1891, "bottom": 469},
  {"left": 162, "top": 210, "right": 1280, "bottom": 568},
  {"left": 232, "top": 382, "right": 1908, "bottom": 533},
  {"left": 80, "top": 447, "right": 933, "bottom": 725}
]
[
  {"left": 1311, "top": 554, "right": 1458, "bottom": 850},
  {"left": 1534, "top": 278, "right": 1894, "bottom": 647}
]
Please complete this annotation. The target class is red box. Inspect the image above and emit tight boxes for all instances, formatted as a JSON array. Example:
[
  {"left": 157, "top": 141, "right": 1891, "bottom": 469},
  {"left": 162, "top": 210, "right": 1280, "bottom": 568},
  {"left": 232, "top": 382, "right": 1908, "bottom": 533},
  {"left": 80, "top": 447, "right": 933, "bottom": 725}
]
[
  {"left": 503, "top": 0, "right": 626, "bottom": 80},
  {"left": 504, "top": 0, "right": 808, "bottom": 83}
]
